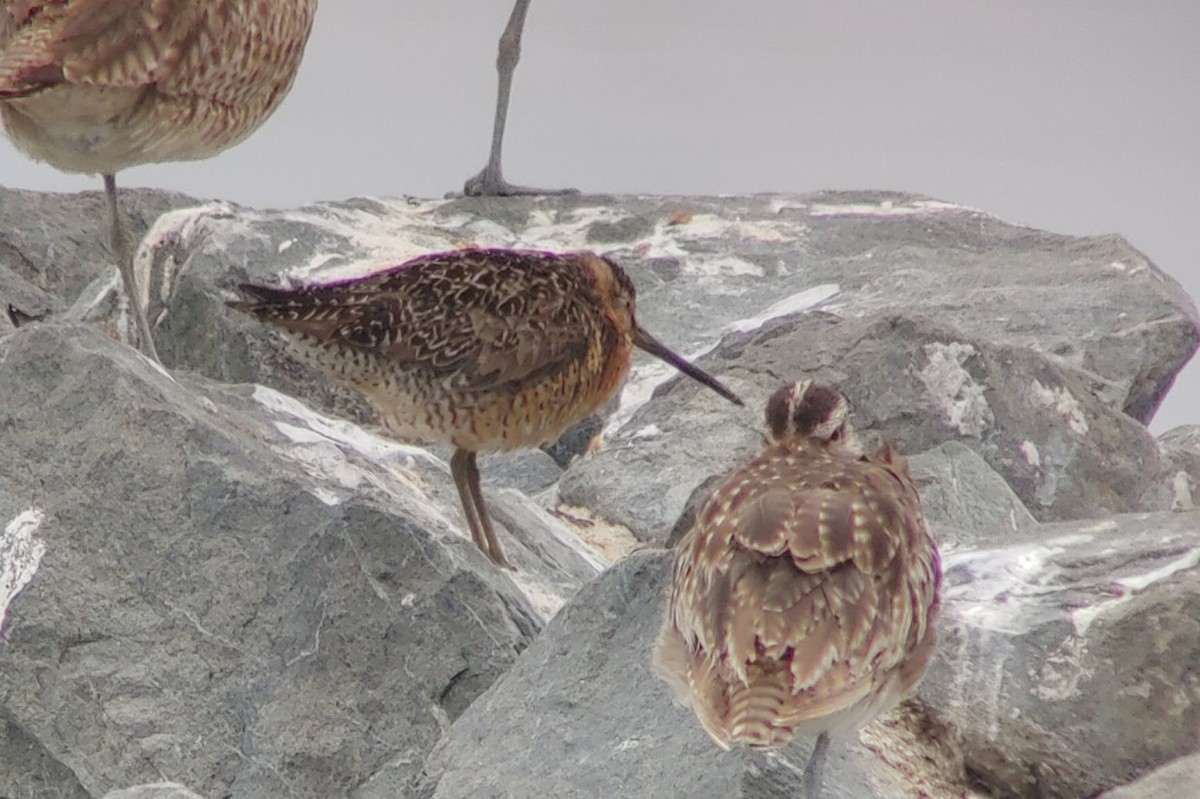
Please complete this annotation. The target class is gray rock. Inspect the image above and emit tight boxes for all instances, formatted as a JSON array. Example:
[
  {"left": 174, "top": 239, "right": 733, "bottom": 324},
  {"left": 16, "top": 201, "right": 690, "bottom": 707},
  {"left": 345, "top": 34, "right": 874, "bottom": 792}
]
[
  {"left": 101, "top": 785, "right": 207, "bottom": 799},
  {"left": 0, "top": 704, "right": 91, "bottom": 799},
  {"left": 564, "top": 312, "right": 1174, "bottom": 543},
  {"left": 908, "top": 441, "right": 1037, "bottom": 548},
  {"left": 1159, "top": 424, "right": 1200, "bottom": 511},
  {"left": 85, "top": 190, "right": 1193, "bottom": 428},
  {"left": 396, "top": 552, "right": 921, "bottom": 799},
  {"left": 0, "top": 184, "right": 198, "bottom": 320},
  {"left": 475, "top": 448, "right": 563, "bottom": 495},
  {"left": 4, "top": 187, "right": 1198, "bottom": 799},
  {"left": 1097, "top": 752, "right": 1200, "bottom": 799},
  {"left": 919, "top": 510, "right": 1200, "bottom": 799},
  {"left": 0, "top": 324, "right": 545, "bottom": 799}
]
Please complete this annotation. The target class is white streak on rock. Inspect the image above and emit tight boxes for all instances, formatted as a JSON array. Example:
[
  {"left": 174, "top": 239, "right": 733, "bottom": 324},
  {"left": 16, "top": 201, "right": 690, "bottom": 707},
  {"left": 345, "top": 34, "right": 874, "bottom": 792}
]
[
  {"left": 808, "top": 199, "right": 974, "bottom": 217},
  {"left": 1119, "top": 547, "right": 1200, "bottom": 592},
  {"left": 726, "top": 284, "right": 841, "bottom": 333},
  {"left": 2, "top": 509, "right": 46, "bottom": 634},
  {"left": 629, "top": 214, "right": 803, "bottom": 277},
  {"left": 519, "top": 206, "right": 633, "bottom": 251},
  {"left": 918, "top": 342, "right": 993, "bottom": 437},
  {"left": 250, "top": 385, "right": 452, "bottom": 522},
  {"left": 1070, "top": 547, "right": 1200, "bottom": 636},
  {"left": 941, "top": 534, "right": 1093, "bottom": 635},
  {"left": 1030, "top": 380, "right": 1089, "bottom": 434},
  {"left": 255, "top": 386, "right": 434, "bottom": 466},
  {"left": 684, "top": 255, "right": 764, "bottom": 278}
]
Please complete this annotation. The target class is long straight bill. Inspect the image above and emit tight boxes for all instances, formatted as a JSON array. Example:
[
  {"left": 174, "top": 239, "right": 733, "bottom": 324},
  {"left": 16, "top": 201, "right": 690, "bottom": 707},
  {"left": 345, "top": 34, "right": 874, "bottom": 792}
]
[{"left": 632, "top": 326, "right": 743, "bottom": 406}]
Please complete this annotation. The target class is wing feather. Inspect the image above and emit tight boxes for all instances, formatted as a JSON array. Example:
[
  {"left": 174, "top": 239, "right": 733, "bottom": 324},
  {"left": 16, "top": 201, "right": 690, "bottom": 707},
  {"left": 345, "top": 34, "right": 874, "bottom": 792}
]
[
  {"left": 231, "top": 249, "right": 601, "bottom": 393},
  {"left": 664, "top": 438, "right": 938, "bottom": 743}
]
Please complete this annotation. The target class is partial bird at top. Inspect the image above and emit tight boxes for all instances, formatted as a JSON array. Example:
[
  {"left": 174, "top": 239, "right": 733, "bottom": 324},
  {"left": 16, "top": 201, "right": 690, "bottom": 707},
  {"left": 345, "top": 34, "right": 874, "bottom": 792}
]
[
  {"left": 462, "top": 0, "right": 578, "bottom": 197},
  {"left": 0, "top": 0, "right": 318, "bottom": 361}
]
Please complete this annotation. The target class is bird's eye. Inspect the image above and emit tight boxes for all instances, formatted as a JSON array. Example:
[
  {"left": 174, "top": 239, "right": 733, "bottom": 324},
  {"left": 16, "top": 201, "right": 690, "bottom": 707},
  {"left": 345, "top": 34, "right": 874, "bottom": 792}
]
[{"left": 830, "top": 426, "right": 844, "bottom": 441}]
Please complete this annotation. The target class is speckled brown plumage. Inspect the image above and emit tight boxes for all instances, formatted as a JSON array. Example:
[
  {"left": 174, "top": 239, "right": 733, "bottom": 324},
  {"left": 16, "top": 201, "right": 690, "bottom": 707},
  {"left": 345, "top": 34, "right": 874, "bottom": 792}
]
[
  {"left": 0, "top": 0, "right": 318, "bottom": 361},
  {"left": 229, "top": 247, "right": 743, "bottom": 568},
  {"left": 654, "top": 379, "right": 940, "bottom": 798}
]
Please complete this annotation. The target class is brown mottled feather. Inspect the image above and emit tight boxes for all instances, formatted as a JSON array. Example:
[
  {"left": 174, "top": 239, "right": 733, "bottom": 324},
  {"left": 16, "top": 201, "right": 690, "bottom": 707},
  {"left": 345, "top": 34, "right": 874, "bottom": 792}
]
[
  {"left": 656, "top": 382, "right": 941, "bottom": 750},
  {"left": 231, "top": 249, "right": 604, "bottom": 400},
  {"left": 0, "top": 0, "right": 317, "bottom": 171},
  {"left": 230, "top": 247, "right": 742, "bottom": 568}
]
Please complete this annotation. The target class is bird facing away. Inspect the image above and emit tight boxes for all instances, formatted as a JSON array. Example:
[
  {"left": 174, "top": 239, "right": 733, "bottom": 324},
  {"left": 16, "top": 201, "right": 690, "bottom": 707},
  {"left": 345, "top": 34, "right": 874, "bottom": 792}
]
[
  {"left": 654, "top": 379, "right": 941, "bottom": 799},
  {"left": 228, "top": 247, "right": 744, "bottom": 568},
  {"left": 0, "top": 0, "right": 318, "bottom": 362},
  {"left": 463, "top": 0, "right": 575, "bottom": 197}
]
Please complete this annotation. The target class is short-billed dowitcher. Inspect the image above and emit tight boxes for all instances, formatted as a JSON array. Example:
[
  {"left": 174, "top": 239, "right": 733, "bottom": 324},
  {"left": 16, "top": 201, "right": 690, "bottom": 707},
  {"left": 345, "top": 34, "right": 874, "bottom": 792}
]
[
  {"left": 654, "top": 379, "right": 941, "bottom": 799},
  {"left": 463, "top": 0, "right": 575, "bottom": 197},
  {"left": 0, "top": 0, "right": 318, "bottom": 362},
  {"left": 229, "top": 247, "right": 743, "bottom": 568}
]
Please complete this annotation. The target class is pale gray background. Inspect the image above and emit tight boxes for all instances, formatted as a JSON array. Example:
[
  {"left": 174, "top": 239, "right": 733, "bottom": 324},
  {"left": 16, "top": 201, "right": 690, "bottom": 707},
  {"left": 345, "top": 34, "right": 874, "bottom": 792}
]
[{"left": 2, "top": 1, "right": 1197, "bottom": 431}]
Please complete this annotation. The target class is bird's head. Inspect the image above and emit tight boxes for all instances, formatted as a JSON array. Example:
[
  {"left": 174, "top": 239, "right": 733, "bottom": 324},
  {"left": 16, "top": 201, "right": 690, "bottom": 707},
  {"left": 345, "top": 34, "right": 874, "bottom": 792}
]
[{"left": 764, "top": 379, "right": 860, "bottom": 451}]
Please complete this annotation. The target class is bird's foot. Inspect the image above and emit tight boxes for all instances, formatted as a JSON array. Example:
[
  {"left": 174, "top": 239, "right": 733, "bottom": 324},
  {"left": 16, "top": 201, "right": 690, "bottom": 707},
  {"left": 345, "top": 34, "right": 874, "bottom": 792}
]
[
  {"left": 486, "top": 547, "right": 517, "bottom": 571},
  {"left": 459, "top": 165, "right": 579, "bottom": 198}
]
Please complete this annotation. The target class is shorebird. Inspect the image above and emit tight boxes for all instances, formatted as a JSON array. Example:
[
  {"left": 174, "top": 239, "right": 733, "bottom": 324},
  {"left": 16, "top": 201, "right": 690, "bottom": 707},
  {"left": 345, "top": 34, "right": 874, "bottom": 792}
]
[
  {"left": 0, "top": 0, "right": 318, "bottom": 362},
  {"left": 463, "top": 0, "right": 575, "bottom": 197},
  {"left": 229, "top": 247, "right": 743, "bottom": 568},
  {"left": 654, "top": 379, "right": 941, "bottom": 799}
]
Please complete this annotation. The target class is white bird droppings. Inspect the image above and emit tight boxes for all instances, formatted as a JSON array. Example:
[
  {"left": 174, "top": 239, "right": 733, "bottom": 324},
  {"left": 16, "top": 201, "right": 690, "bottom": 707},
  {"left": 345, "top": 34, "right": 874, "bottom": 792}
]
[
  {"left": 918, "top": 342, "right": 993, "bottom": 437},
  {"left": 1030, "top": 380, "right": 1089, "bottom": 434},
  {"left": 1, "top": 509, "right": 47, "bottom": 635}
]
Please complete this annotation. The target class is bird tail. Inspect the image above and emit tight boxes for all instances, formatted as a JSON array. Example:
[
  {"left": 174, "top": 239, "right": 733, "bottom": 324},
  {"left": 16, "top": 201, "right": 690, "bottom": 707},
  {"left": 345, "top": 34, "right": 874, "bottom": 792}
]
[{"left": 227, "top": 282, "right": 359, "bottom": 344}]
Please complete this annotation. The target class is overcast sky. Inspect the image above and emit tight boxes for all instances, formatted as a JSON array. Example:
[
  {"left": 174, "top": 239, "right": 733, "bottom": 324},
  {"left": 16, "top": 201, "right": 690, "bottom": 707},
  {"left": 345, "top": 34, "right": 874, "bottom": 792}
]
[{"left": 2, "top": 1, "right": 1196, "bottom": 431}]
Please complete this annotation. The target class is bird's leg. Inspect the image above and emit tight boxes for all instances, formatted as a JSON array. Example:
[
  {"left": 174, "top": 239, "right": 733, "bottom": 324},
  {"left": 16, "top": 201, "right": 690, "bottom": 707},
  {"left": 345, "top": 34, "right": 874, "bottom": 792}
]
[
  {"left": 451, "top": 448, "right": 490, "bottom": 555},
  {"left": 801, "top": 732, "right": 830, "bottom": 799},
  {"left": 104, "top": 173, "right": 161, "bottom": 363},
  {"left": 450, "top": 448, "right": 513, "bottom": 569},
  {"left": 461, "top": 0, "right": 578, "bottom": 197}
]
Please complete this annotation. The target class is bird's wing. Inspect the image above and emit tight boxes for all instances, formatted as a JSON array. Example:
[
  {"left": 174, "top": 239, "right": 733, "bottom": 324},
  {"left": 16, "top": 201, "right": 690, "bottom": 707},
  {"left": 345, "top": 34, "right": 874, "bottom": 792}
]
[
  {"left": 1, "top": 1, "right": 314, "bottom": 102},
  {"left": 0, "top": 0, "right": 205, "bottom": 95},
  {"left": 233, "top": 250, "right": 600, "bottom": 392},
  {"left": 673, "top": 454, "right": 926, "bottom": 725}
]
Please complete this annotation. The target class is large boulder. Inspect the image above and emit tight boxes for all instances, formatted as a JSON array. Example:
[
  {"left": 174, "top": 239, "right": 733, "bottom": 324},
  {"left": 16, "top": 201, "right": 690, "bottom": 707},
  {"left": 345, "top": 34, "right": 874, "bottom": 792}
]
[
  {"left": 920, "top": 510, "right": 1200, "bottom": 798},
  {"left": 0, "top": 324, "right": 554, "bottom": 799},
  {"left": 397, "top": 551, "right": 970, "bottom": 799},
  {"left": 563, "top": 312, "right": 1176, "bottom": 543},
  {"left": 2, "top": 187, "right": 1197, "bottom": 799},
  {"left": 53, "top": 190, "right": 1193, "bottom": 429}
]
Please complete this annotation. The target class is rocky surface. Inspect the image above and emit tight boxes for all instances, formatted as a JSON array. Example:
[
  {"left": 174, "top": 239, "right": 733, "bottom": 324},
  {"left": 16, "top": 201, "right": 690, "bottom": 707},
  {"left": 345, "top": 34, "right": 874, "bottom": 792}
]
[
  {"left": 101, "top": 786, "right": 206, "bottom": 799},
  {"left": 906, "top": 441, "right": 1037, "bottom": 549},
  {"left": 563, "top": 311, "right": 1179, "bottom": 542},
  {"left": 1, "top": 186, "right": 1198, "bottom": 799},
  {"left": 0, "top": 185, "right": 197, "bottom": 329},
  {"left": 0, "top": 325, "right": 553, "bottom": 799},
  {"left": 1097, "top": 751, "right": 1200, "bottom": 799},
  {"left": 922, "top": 511, "right": 1200, "bottom": 799},
  {"left": 401, "top": 551, "right": 977, "bottom": 799},
  {"left": 1160, "top": 424, "right": 1200, "bottom": 511}
]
